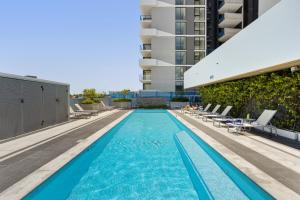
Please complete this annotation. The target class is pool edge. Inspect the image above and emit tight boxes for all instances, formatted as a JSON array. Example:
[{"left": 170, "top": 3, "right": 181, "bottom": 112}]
[
  {"left": 0, "top": 110, "right": 133, "bottom": 200},
  {"left": 168, "top": 110, "right": 300, "bottom": 200}
]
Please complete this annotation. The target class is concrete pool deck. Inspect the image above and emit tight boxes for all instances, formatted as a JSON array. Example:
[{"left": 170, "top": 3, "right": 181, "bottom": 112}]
[
  {"left": 170, "top": 110, "right": 300, "bottom": 200},
  {"left": 0, "top": 109, "right": 130, "bottom": 199}
]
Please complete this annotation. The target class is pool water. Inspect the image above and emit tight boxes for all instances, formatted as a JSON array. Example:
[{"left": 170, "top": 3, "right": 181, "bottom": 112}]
[{"left": 25, "top": 110, "right": 274, "bottom": 200}]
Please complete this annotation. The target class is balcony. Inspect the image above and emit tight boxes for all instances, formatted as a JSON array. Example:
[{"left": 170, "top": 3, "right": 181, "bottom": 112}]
[
  {"left": 139, "top": 58, "right": 175, "bottom": 69},
  {"left": 139, "top": 74, "right": 151, "bottom": 83},
  {"left": 139, "top": 58, "right": 156, "bottom": 69},
  {"left": 140, "top": 44, "right": 152, "bottom": 57},
  {"left": 218, "top": 0, "right": 243, "bottom": 14},
  {"left": 141, "top": 0, "right": 172, "bottom": 15},
  {"left": 140, "top": 15, "right": 152, "bottom": 21},
  {"left": 218, "top": 28, "right": 241, "bottom": 42},
  {"left": 219, "top": 13, "right": 242, "bottom": 28},
  {"left": 140, "top": 28, "right": 173, "bottom": 43}
]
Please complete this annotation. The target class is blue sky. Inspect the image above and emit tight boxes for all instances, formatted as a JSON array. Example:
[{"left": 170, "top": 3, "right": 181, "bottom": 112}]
[{"left": 0, "top": 0, "right": 141, "bottom": 94}]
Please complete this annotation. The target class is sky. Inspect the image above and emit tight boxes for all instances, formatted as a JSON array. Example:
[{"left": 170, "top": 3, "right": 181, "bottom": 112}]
[{"left": 0, "top": 0, "right": 141, "bottom": 94}]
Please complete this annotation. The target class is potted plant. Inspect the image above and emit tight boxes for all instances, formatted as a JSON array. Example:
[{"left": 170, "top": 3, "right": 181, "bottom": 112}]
[
  {"left": 80, "top": 88, "right": 104, "bottom": 110},
  {"left": 112, "top": 89, "right": 132, "bottom": 109}
]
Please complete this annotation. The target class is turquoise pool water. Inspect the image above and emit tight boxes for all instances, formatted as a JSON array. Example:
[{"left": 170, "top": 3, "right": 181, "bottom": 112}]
[{"left": 25, "top": 110, "right": 274, "bottom": 200}]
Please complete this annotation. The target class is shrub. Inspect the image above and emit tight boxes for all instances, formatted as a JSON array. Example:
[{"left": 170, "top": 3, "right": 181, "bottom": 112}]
[
  {"left": 113, "top": 98, "right": 132, "bottom": 102},
  {"left": 171, "top": 96, "right": 189, "bottom": 102},
  {"left": 81, "top": 98, "right": 95, "bottom": 104},
  {"left": 199, "top": 70, "right": 300, "bottom": 131},
  {"left": 81, "top": 88, "right": 105, "bottom": 104},
  {"left": 83, "top": 89, "right": 97, "bottom": 99},
  {"left": 120, "top": 89, "right": 130, "bottom": 98}
]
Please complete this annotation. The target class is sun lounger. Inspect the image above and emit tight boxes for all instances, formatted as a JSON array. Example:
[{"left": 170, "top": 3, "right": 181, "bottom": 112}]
[
  {"left": 202, "top": 106, "right": 232, "bottom": 122},
  {"left": 100, "top": 101, "right": 115, "bottom": 110},
  {"left": 213, "top": 117, "right": 242, "bottom": 128},
  {"left": 74, "top": 104, "right": 99, "bottom": 115},
  {"left": 190, "top": 104, "right": 211, "bottom": 115},
  {"left": 196, "top": 104, "right": 221, "bottom": 118},
  {"left": 69, "top": 106, "right": 91, "bottom": 119},
  {"left": 226, "top": 110, "right": 277, "bottom": 134}
]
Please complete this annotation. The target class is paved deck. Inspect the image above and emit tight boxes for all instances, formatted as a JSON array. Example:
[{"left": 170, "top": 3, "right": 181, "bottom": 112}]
[
  {"left": 0, "top": 110, "right": 128, "bottom": 193},
  {"left": 174, "top": 110, "right": 300, "bottom": 198}
]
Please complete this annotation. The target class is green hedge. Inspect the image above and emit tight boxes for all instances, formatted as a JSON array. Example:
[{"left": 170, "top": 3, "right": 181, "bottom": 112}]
[
  {"left": 81, "top": 98, "right": 95, "bottom": 104},
  {"left": 113, "top": 98, "right": 132, "bottom": 102},
  {"left": 199, "top": 70, "right": 300, "bottom": 131}
]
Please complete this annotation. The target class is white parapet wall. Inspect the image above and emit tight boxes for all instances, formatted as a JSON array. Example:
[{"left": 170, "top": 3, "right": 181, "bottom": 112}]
[
  {"left": 255, "top": 127, "right": 300, "bottom": 141},
  {"left": 184, "top": 0, "right": 300, "bottom": 89}
]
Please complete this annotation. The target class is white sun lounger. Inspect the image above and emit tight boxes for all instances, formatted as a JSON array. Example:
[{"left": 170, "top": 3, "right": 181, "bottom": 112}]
[
  {"left": 202, "top": 106, "right": 232, "bottom": 122},
  {"left": 226, "top": 110, "right": 277, "bottom": 134},
  {"left": 75, "top": 104, "right": 99, "bottom": 115},
  {"left": 190, "top": 103, "right": 211, "bottom": 115},
  {"left": 196, "top": 104, "right": 221, "bottom": 118},
  {"left": 69, "top": 106, "right": 91, "bottom": 119}
]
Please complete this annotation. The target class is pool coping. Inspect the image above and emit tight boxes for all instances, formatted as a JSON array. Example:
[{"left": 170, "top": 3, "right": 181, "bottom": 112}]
[
  {"left": 168, "top": 110, "right": 300, "bottom": 200},
  {"left": 0, "top": 110, "right": 133, "bottom": 200}
]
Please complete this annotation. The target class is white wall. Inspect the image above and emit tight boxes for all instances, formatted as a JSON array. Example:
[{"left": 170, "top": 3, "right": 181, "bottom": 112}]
[
  {"left": 259, "top": 0, "right": 281, "bottom": 16},
  {"left": 151, "top": 66, "right": 175, "bottom": 91},
  {"left": 184, "top": 0, "right": 300, "bottom": 89},
  {"left": 152, "top": 7, "right": 175, "bottom": 34}
]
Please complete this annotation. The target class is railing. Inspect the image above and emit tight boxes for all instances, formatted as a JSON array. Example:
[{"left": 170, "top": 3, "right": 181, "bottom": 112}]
[
  {"left": 140, "top": 15, "right": 152, "bottom": 21},
  {"left": 139, "top": 74, "right": 151, "bottom": 81},
  {"left": 109, "top": 91, "right": 200, "bottom": 101},
  {"left": 218, "top": 0, "right": 225, "bottom": 9},
  {"left": 140, "top": 44, "right": 152, "bottom": 50},
  {"left": 176, "top": 0, "right": 185, "bottom": 5},
  {"left": 218, "top": 29, "right": 225, "bottom": 37},
  {"left": 219, "top": 14, "right": 224, "bottom": 23}
]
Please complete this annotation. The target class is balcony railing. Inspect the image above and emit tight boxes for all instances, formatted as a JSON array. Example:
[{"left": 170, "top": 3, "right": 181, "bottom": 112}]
[
  {"left": 139, "top": 74, "right": 151, "bottom": 81},
  {"left": 140, "top": 44, "right": 152, "bottom": 50},
  {"left": 140, "top": 15, "right": 152, "bottom": 21},
  {"left": 219, "top": 14, "right": 224, "bottom": 23},
  {"left": 218, "top": 29, "right": 225, "bottom": 37},
  {"left": 218, "top": 0, "right": 224, "bottom": 9}
]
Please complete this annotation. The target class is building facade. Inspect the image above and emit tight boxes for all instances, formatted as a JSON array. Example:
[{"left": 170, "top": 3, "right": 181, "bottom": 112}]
[
  {"left": 139, "top": 0, "right": 270, "bottom": 92},
  {"left": 140, "top": 0, "right": 207, "bottom": 92}
]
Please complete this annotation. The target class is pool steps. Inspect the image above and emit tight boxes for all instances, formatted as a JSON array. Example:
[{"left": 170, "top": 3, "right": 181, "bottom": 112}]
[{"left": 175, "top": 131, "right": 249, "bottom": 200}]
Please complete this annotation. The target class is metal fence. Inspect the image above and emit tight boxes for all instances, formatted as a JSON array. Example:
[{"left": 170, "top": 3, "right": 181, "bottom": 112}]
[{"left": 0, "top": 73, "right": 69, "bottom": 140}]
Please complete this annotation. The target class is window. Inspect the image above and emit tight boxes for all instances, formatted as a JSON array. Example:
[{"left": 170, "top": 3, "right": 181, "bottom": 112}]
[
  {"left": 175, "top": 66, "right": 189, "bottom": 80},
  {"left": 195, "top": 7, "right": 205, "bottom": 21},
  {"left": 176, "top": 8, "right": 186, "bottom": 20},
  {"left": 176, "top": 22, "right": 186, "bottom": 35},
  {"left": 176, "top": 0, "right": 185, "bottom": 5},
  {"left": 194, "top": 37, "right": 205, "bottom": 50},
  {"left": 176, "top": 37, "right": 186, "bottom": 50},
  {"left": 176, "top": 52, "right": 186, "bottom": 65},
  {"left": 194, "top": 0, "right": 205, "bottom": 5},
  {"left": 175, "top": 81, "right": 184, "bottom": 92},
  {"left": 194, "top": 22, "right": 205, "bottom": 35},
  {"left": 194, "top": 51, "right": 205, "bottom": 63}
]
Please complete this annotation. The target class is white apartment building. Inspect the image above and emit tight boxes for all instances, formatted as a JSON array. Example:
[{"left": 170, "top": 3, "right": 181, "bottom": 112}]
[{"left": 139, "top": 0, "right": 208, "bottom": 92}]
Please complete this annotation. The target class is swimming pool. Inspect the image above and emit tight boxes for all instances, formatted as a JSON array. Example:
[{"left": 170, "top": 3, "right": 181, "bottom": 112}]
[{"left": 24, "top": 110, "right": 274, "bottom": 200}]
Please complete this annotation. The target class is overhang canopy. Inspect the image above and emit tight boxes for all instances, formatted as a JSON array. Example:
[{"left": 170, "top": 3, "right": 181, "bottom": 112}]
[{"left": 184, "top": 0, "right": 300, "bottom": 89}]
